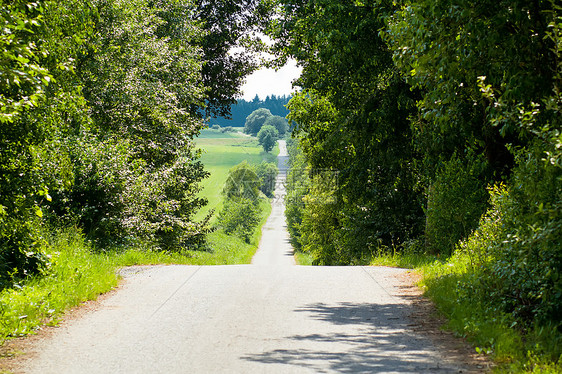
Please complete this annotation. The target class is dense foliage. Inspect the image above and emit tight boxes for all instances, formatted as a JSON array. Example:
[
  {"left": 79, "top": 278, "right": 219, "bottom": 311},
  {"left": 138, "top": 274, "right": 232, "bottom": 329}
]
[
  {"left": 257, "top": 125, "right": 279, "bottom": 152},
  {"left": 217, "top": 161, "right": 277, "bottom": 242},
  {"left": 244, "top": 108, "right": 274, "bottom": 135},
  {"left": 0, "top": 0, "right": 266, "bottom": 288},
  {"left": 273, "top": 0, "right": 562, "bottom": 338}
]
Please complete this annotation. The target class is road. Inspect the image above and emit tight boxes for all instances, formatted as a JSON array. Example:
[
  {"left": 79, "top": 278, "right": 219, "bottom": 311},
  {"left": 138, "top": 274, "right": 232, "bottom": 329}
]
[{"left": 23, "top": 141, "right": 478, "bottom": 373}]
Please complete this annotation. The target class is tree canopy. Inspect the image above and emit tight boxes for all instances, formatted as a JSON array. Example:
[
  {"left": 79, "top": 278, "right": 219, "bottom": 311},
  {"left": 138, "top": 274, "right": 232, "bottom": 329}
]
[
  {"left": 271, "top": 0, "right": 562, "bottom": 331},
  {"left": 0, "top": 0, "right": 269, "bottom": 288},
  {"left": 244, "top": 108, "right": 273, "bottom": 135},
  {"left": 257, "top": 125, "right": 279, "bottom": 152},
  {"left": 264, "top": 115, "right": 288, "bottom": 135}
]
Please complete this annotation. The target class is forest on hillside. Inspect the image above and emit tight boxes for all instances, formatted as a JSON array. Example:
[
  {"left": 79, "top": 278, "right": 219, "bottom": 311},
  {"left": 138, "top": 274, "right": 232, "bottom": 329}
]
[{"left": 208, "top": 95, "right": 291, "bottom": 127}]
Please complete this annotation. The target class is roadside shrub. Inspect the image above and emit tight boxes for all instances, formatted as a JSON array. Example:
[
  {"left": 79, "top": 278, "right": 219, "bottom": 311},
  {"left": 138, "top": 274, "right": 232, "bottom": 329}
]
[
  {"left": 50, "top": 133, "right": 211, "bottom": 251},
  {"left": 451, "top": 142, "right": 562, "bottom": 336},
  {"left": 425, "top": 154, "right": 488, "bottom": 256},
  {"left": 222, "top": 161, "right": 261, "bottom": 200},
  {"left": 284, "top": 139, "right": 309, "bottom": 250},
  {"left": 480, "top": 146, "right": 562, "bottom": 328},
  {"left": 217, "top": 198, "right": 261, "bottom": 243},
  {"left": 255, "top": 162, "right": 278, "bottom": 197}
]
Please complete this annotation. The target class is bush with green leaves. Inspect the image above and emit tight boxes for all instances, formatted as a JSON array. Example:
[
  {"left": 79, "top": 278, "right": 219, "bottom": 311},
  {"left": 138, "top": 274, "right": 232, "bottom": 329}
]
[
  {"left": 482, "top": 150, "right": 561, "bottom": 328},
  {"left": 222, "top": 161, "right": 261, "bottom": 200},
  {"left": 284, "top": 139, "right": 308, "bottom": 251},
  {"left": 217, "top": 162, "right": 266, "bottom": 242},
  {"left": 425, "top": 153, "right": 489, "bottom": 256},
  {"left": 257, "top": 125, "right": 279, "bottom": 153},
  {"left": 254, "top": 162, "right": 279, "bottom": 197},
  {"left": 217, "top": 198, "right": 261, "bottom": 243},
  {"left": 263, "top": 115, "right": 288, "bottom": 136},
  {"left": 244, "top": 108, "right": 272, "bottom": 135},
  {"left": 0, "top": 0, "right": 94, "bottom": 287}
]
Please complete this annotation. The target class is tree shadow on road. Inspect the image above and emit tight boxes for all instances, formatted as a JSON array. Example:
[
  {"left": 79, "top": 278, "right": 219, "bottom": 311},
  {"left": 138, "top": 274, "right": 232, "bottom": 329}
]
[{"left": 240, "top": 301, "right": 465, "bottom": 373}]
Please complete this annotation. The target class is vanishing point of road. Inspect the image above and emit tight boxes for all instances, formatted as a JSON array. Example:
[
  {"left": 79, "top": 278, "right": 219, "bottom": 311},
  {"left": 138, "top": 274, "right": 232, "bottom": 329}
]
[{"left": 23, "top": 141, "right": 482, "bottom": 373}]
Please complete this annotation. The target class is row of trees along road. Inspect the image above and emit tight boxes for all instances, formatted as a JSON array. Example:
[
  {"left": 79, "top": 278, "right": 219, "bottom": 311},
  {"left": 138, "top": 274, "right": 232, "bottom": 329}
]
[
  {"left": 272, "top": 1, "right": 561, "bottom": 334},
  {"left": 0, "top": 0, "right": 269, "bottom": 289}
]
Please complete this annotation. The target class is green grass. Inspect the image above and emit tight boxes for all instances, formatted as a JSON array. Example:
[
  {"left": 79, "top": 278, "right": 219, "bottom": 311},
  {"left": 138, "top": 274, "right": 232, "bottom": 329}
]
[
  {"left": 0, "top": 229, "right": 118, "bottom": 342},
  {"left": 369, "top": 250, "right": 439, "bottom": 269},
  {"left": 197, "top": 128, "right": 245, "bottom": 139},
  {"left": 416, "top": 253, "right": 562, "bottom": 373},
  {"left": 294, "top": 251, "right": 314, "bottom": 266}
]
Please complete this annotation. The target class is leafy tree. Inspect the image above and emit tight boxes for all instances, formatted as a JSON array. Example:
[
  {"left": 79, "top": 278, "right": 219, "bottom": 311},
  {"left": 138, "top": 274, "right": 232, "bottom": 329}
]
[
  {"left": 257, "top": 125, "right": 278, "bottom": 152},
  {"left": 218, "top": 161, "right": 265, "bottom": 242},
  {"left": 244, "top": 108, "right": 272, "bottom": 135},
  {"left": 274, "top": 0, "right": 562, "bottom": 334},
  {"left": 0, "top": 0, "right": 94, "bottom": 286},
  {"left": 283, "top": 138, "right": 309, "bottom": 251},
  {"left": 255, "top": 162, "right": 279, "bottom": 197},
  {"left": 51, "top": 0, "right": 212, "bottom": 250},
  {"left": 192, "top": 0, "right": 272, "bottom": 118},
  {"left": 222, "top": 161, "right": 261, "bottom": 200},
  {"left": 271, "top": 0, "right": 424, "bottom": 263},
  {"left": 217, "top": 198, "right": 261, "bottom": 243},
  {"left": 263, "top": 115, "right": 289, "bottom": 135}
]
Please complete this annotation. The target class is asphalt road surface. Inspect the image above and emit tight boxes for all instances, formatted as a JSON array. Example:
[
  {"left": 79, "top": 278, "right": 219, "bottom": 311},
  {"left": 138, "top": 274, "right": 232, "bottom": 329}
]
[{"left": 23, "top": 141, "right": 475, "bottom": 373}]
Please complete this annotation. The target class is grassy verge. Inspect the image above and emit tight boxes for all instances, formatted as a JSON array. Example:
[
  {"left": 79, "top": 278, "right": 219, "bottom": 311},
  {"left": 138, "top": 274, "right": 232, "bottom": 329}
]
[
  {"left": 0, "top": 229, "right": 118, "bottom": 342},
  {"left": 368, "top": 250, "right": 562, "bottom": 373},
  {"left": 420, "top": 254, "right": 561, "bottom": 373},
  {"left": 294, "top": 251, "right": 314, "bottom": 266}
]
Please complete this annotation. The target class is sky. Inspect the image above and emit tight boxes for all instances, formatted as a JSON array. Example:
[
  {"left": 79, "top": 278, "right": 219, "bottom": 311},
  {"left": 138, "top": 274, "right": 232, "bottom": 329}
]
[{"left": 240, "top": 59, "right": 302, "bottom": 101}]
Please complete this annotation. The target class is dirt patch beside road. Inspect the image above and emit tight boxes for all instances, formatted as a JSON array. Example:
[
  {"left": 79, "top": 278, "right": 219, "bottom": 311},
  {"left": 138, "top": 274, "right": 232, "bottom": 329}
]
[{"left": 395, "top": 270, "right": 493, "bottom": 373}]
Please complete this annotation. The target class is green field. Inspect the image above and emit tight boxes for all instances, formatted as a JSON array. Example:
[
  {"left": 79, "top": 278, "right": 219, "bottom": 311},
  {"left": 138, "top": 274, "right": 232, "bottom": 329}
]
[{"left": 194, "top": 128, "right": 278, "bottom": 221}]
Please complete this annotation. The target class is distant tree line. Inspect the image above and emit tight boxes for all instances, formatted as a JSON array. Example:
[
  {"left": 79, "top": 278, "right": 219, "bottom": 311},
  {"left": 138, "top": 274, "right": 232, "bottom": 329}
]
[{"left": 208, "top": 95, "right": 291, "bottom": 127}]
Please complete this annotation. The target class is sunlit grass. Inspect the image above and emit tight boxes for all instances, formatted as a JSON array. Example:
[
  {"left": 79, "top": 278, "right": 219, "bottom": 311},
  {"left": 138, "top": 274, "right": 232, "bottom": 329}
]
[
  {"left": 369, "top": 250, "right": 439, "bottom": 269},
  {"left": 364, "top": 242, "right": 562, "bottom": 372},
  {"left": 294, "top": 251, "right": 314, "bottom": 266}
]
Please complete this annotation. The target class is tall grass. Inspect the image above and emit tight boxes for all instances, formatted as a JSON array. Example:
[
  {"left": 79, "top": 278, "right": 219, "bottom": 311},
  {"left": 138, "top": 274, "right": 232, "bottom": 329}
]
[
  {"left": 368, "top": 247, "right": 561, "bottom": 373},
  {"left": 0, "top": 228, "right": 118, "bottom": 342},
  {"left": 417, "top": 252, "right": 562, "bottom": 373}
]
